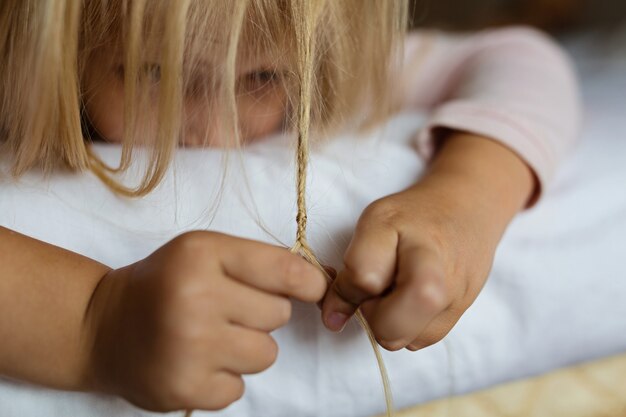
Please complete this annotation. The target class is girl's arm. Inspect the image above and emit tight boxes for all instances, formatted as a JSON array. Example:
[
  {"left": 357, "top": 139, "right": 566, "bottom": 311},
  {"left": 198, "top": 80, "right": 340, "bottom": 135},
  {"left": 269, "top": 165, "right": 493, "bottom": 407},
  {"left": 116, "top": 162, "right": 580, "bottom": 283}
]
[
  {"left": 0, "top": 226, "right": 111, "bottom": 390},
  {"left": 319, "top": 28, "right": 582, "bottom": 349},
  {"left": 321, "top": 130, "right": 534, "bottom": 346},
  {"left": 0, "top": 225, "right": 328, "bottom": 411},
  {"left": 395, "top": 26, "right": 582, "bottom": 207}
]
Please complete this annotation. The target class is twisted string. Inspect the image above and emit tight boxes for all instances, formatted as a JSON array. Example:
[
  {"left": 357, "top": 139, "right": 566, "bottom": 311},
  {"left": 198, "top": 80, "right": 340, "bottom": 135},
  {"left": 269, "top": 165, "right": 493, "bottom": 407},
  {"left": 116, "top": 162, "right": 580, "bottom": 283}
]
[
  {"left": 286, "top": 3, "right": 395, "bottom": 415},
  {"left": 286, "top": 93, "right": 396, "bottom": 417},
  {"left": 186, "top": 2, "right": 394, "bottom": 415}
]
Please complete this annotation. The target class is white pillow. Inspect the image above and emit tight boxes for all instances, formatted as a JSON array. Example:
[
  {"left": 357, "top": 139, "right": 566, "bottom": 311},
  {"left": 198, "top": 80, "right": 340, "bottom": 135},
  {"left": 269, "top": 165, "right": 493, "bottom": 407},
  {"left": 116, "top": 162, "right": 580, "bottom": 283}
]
[{"left": 1, "top": 112, "right": 625, "bottom": 417}]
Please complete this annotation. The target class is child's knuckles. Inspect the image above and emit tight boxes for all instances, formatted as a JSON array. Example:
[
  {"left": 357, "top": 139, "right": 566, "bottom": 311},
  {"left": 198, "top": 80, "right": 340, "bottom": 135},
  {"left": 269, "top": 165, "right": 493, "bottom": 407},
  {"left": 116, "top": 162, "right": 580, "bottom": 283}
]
[
  {"left": 170, "top": 231, "right": 218, "bottom": 258},
  {"left": 408, "top": 279, "right": 449, "bottom": 315},
  {"left": 278, "top": 257, "right": 311, "bottom": 293},
  {"left": 346, "top": 268, "right": 387, "bottom": 296},
  {"left": 169, "top": 311, "right": 211, "bottom": 343},
  {"left": 158, "top": 237, "right": 219, "bottom": 276},
  {"left": 160, "top": 279, "right": 218, "bottom": 326},
  {"left": 363, "top": 199, "right": 402, "bottom": 226}
]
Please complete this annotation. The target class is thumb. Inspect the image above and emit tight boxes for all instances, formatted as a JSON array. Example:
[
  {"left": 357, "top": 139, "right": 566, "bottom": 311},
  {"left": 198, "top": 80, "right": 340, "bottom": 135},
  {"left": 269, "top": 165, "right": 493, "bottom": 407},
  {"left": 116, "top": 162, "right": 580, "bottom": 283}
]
[{"left": 321, "top": 211, "right": 398, "bottom": 332}]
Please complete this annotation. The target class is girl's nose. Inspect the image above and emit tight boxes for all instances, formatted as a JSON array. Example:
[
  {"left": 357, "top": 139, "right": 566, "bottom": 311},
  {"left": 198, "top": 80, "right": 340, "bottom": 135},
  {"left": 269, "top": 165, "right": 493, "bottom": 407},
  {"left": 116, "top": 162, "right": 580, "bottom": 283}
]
[{"left": 182, "top": 103, "right": 227, "bottom": 147}]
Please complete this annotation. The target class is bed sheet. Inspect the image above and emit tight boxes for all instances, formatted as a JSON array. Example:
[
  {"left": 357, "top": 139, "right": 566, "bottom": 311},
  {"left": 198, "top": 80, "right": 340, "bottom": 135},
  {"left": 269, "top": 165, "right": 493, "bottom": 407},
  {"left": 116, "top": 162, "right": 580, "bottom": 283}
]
[{"left": 0, "top": 34, "right": 625, "bottom": 417}]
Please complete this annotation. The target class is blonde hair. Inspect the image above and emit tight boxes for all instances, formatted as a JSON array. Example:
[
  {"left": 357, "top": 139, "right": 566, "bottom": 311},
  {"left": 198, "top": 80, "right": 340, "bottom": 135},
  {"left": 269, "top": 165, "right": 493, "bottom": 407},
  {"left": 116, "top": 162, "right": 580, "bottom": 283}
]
[
  {"left": 1, "top": 1, "right": 408, "bottom": 415},
  {"left": 0, "top": 0, "right": 407, "bottom": 196}
]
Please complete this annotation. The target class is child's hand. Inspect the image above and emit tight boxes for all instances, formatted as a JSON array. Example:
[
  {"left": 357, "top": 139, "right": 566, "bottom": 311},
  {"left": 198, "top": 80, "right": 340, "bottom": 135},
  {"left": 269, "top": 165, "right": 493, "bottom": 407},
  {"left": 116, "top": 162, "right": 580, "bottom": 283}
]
[
  {"left": 320, "top": 186, "right": 496, "bottom": 351},
  {"left": 82, "top": 231, "right": 327, "bottom": 412},
  {"left": 320, "top": 133, "right": 534, "bottom": 352}
]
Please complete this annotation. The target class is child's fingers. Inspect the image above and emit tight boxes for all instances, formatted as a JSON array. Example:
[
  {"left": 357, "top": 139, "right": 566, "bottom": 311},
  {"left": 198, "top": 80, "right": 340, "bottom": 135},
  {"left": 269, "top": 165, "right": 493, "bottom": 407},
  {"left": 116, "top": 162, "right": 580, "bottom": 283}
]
[
  {"left": 222, "top": 279, "right": 292, "bottom": 332},
  {"left": 183, "top": 370, "right": 245, "bottom": 411},
  {"left": 218, "top": 235, "right": 327, "bottom": 303},
  {"left": 220, "top": 325, "right": 279, "bottom": 375},
  {"left": 367, "top": 245, "right": 449, "bottom": 350},
  {"left": 321, "top": 213, "right": 398, "bottom": 332}
]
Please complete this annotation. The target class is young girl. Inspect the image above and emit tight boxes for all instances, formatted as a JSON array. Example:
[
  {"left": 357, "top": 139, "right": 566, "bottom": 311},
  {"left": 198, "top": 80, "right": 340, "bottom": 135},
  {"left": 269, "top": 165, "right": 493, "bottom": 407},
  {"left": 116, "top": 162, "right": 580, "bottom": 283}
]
[{"left": 0, "top": 0, "right": 580, "bottom": 414}]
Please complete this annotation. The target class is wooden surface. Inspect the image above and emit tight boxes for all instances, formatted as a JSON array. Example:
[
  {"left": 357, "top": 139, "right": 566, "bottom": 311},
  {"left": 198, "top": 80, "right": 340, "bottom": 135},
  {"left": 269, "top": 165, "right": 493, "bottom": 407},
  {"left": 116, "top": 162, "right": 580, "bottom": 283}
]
[{"left": 375, "top": 352, "right": 626, "bottom": 417}]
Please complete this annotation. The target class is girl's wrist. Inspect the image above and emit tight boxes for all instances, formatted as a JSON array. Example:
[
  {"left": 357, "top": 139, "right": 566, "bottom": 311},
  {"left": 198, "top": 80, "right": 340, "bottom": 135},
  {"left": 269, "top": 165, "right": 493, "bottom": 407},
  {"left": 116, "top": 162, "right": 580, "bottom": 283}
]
[
  {"left": 410, "top": 131, "right": 535, "bottom": 238},
  {"left": 79, "top": 266, "right": 120, "bottom": 394}
]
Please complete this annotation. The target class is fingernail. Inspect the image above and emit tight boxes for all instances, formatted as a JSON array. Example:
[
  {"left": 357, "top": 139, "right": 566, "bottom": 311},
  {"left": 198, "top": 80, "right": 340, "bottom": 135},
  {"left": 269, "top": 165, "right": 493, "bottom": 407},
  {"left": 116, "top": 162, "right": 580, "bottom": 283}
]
[{"left": 326, "top": 311, "right": 349, "bottom": 332}]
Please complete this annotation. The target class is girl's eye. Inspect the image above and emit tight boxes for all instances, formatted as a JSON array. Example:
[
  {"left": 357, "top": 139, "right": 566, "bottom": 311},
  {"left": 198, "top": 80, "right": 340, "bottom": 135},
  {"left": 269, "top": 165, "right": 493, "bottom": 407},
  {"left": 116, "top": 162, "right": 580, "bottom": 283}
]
[
  {"left": 249, "top": 70, "right": 277, "bottom": 84},
  {"left": 239, "top": 70, "right": 279, "bottom": 94}
]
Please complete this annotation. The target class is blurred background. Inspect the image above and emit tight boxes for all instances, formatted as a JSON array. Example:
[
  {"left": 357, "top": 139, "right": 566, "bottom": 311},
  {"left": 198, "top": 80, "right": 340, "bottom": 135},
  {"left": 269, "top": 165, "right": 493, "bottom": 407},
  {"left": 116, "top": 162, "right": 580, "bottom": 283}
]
[
  {"left": 408, "top": 0, "right": 626, "bottom": 149},
  {"left": 407, "top": 0, "right": 626, "bottom": 113},
  {"left": 410, "top": 0, "right": 626, "bottom": 32}
]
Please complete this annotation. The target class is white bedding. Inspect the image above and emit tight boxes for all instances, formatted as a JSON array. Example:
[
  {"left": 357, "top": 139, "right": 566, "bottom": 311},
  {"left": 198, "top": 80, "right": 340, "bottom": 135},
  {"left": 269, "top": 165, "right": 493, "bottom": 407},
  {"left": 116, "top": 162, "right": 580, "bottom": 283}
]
[{"left": 1, "top": 35, "right": 625, "bottom": 417}]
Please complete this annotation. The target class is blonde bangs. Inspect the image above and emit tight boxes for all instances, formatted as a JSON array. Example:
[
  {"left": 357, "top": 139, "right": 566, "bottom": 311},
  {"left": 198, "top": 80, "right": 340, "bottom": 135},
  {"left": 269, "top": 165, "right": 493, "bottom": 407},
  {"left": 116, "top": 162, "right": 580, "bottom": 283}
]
[
  {"left": 1, "top": 0, "right": 408, "bottom": 196},
  {"left": 0, "top": 0, "right": 86, "bottom": 176}
]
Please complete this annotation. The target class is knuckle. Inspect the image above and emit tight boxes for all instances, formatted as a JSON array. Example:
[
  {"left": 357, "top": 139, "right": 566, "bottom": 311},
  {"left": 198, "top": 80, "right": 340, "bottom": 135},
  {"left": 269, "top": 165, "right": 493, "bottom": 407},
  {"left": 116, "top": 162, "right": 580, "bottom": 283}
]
[
  {"left": 410, "top": 281, "right": 448, "bottom": 314},
  {"left": 173, "top": 230, "right": 206, "bottom": 247},
  {"left": 341, "top": 257, "right": 387, "bottom": 296},
  {"left": 364, "top": 199, "right": 401, "bottom": 225},
  {"left": 158, "top": 277, "right": 216, "bottom": 325},
  {"left": 279, "top": 257, "right": 307, "bottom": 291},
  {"left": 169, "top": 231, "right": 214, "bottom": 260},
  {"left": 351, "top": 270, "right": 387, "bottom": 295}
]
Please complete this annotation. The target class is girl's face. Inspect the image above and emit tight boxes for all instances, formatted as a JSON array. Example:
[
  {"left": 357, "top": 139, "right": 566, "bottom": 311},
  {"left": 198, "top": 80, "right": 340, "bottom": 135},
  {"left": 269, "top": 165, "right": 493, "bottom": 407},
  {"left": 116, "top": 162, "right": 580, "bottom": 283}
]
[{"left": 83, "top": 48, "right": 288, "bottom": 147}]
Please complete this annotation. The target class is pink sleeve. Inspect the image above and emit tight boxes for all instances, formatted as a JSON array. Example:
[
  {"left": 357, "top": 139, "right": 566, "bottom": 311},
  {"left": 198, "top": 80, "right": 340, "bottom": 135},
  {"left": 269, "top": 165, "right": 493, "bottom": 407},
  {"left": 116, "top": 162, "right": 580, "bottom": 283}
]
[{"left": 396, "top": 27, "right": 582, "bottom": 207}]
